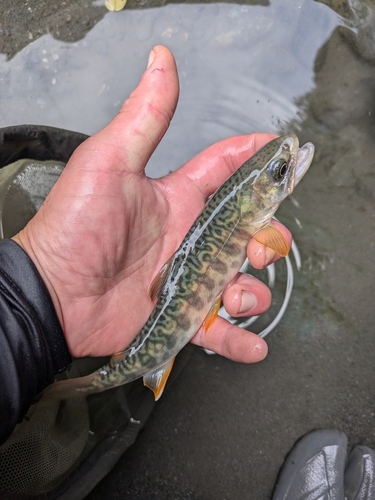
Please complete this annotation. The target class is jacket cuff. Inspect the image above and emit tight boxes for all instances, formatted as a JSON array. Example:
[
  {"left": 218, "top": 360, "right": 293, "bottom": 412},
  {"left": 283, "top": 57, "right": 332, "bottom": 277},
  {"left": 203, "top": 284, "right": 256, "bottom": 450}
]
[{"left": 0, "top": 238, "right": 71, "bottom": 387}]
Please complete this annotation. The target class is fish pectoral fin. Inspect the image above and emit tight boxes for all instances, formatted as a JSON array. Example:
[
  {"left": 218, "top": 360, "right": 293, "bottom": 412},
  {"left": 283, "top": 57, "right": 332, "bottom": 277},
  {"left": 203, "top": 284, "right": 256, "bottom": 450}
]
[
  {"left": 202, "top": 298, "right": 221, "bottom": 333},
  {"left": 149, "top": 256, "right": 175, "bottom": 302},
  {"left": 143, "top": 357, "right": 176, "bottom": 401},
  {"left": 253, "top": 224, "right": 289, "bottom": 257}
]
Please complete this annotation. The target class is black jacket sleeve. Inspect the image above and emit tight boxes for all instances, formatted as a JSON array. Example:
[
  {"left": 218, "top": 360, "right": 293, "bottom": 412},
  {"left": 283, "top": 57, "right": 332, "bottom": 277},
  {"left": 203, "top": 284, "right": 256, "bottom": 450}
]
[{"left": 0, "top": 238, "right": 71, "bottom": 445}]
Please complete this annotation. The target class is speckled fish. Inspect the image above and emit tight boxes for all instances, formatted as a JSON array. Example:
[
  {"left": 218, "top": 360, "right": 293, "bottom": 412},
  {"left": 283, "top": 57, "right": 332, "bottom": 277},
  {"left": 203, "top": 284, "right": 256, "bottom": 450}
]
[{"left": 43, "top": 134, "right": 314, "bottom": 401}]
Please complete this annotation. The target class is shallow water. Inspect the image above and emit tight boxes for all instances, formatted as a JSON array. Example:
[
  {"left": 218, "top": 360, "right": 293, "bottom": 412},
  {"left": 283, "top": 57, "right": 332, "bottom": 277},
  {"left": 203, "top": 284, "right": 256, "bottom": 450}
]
[
  {"left": 0, "top": 0, "right": 339, "bottom": 174},
  {"left": 2, "top": 0, "right": 375, "bottom": 498}
]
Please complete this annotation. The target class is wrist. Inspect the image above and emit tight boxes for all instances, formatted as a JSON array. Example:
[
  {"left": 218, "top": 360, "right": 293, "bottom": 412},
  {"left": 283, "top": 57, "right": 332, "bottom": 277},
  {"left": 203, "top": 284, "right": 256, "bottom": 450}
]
[{"left": 11, "top": 231, "right": 64, "bottom": 331}]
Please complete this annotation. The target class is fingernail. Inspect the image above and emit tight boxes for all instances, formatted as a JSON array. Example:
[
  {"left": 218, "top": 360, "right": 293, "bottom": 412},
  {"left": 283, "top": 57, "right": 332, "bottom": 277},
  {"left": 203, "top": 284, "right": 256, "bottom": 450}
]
[
  {"left": 147, "top": 49, "right": 156, "bottom": 69},
  {"left": 239, "top": 291, "right": 257, "bottom": 313},
  {"left": 253, "top": 339, "right": 268, "bottom": 361}
]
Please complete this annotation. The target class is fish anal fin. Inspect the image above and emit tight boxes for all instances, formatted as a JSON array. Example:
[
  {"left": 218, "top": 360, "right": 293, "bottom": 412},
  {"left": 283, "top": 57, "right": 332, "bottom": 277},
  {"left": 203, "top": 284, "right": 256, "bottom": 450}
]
[
  {"left": 143, "top": 357, "right": 176, "bottom": 401},
  {"left": 149, "top": 256, "right": 174, "bottom": 302},
  {"left": 202, "top": 298, "right": 221, "bottom": 333},
  {"left": 253, "top": 224, "right": 289, "bottom": 257}
]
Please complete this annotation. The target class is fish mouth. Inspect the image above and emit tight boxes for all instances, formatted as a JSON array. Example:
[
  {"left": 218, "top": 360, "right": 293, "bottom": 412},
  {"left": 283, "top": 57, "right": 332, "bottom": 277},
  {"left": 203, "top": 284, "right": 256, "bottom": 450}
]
[{"left": 294, "top": 142, "right": 315, "bottom": 186}]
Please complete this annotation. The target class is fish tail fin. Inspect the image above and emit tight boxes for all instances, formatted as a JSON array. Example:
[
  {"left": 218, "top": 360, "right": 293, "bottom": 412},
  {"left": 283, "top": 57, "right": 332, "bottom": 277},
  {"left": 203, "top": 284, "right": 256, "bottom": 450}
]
[{"left": 41, "top": 372, "right": 104, "bottom": 401}]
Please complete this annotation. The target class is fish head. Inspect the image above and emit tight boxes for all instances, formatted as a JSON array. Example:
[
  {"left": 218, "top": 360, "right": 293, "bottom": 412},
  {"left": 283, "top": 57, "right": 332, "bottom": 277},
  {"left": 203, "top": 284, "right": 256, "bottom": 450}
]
[
  {"left": 240, "top": 134, "right": 314, "bottom": 228},
  {"left": 255, "top": 134, "right": 314, "bottom": 203}
]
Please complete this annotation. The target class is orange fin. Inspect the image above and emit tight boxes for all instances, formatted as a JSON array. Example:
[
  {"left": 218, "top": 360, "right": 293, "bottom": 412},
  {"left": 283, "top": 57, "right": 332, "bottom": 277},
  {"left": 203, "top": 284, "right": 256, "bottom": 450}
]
[
  {"left": 143, "top": 358, "right": 175, "bottom": 401},
  {"left": 202, "top": 298, "right": 221, "bottom": 333},
  {"left": 253, "top": 225, "right": 289, "bottom": 257},
  {"left": 149, "top": 256, "right": 174, "bottom": 302},
  {"left": 109, "top": 351, "right": 126, "bottom": 369}
]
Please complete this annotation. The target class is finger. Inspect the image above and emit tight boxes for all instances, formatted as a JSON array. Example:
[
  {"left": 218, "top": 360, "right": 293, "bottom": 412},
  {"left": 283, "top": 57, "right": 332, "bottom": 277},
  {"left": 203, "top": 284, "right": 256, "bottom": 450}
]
[
  {"left": 164, "top": 133, "right": 277, "bottom": 202},
  {"left": 221, "top": 273, "right": 272, "bottom": 317},
  {"left": 75, "top": 45, "right": 179, "bottom": 174},
  {"left": 247, "top": 219, "right": 292, "bottom": 269},
  {"left": 190, "top": 316, "right": 268, "bottom": 363}
]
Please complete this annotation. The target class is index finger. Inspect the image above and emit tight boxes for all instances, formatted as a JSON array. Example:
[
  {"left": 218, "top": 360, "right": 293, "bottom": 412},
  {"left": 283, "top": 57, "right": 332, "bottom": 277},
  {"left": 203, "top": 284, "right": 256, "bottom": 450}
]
[{"left": 165, "top": 133, "right": 277, "bottom": 201}]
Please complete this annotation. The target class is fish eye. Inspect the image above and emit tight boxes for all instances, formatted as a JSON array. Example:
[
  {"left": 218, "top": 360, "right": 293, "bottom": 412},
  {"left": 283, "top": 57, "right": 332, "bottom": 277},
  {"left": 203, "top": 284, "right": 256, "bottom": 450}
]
[{"left": 270, "top": 159, "right": 288, "bottom": 181}]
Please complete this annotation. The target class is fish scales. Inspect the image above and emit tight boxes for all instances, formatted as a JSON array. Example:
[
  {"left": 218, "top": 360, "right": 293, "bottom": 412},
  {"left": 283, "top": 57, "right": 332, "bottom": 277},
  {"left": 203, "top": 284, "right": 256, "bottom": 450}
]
[
  {"left": 43, "top": 134, "right": 314, "bottom": 400},
  {"left": 107, "top": 161, "right": 259, "bottom": 379}
]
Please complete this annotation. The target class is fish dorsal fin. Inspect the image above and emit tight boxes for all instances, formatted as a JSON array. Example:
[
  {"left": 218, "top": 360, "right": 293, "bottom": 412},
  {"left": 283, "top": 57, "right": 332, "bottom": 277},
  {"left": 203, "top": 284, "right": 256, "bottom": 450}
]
[
  {"left": 143, "top": 357, "right": 176, "bottom": 401},
  {"left": 253, "top": 224, "right": 289, "bottom": 257},
  {"left": 202, "top": 298, "right": 221, "bottom": 333},
  {"left": 148, "top": 256, "right": 175, "bottom": 302}
]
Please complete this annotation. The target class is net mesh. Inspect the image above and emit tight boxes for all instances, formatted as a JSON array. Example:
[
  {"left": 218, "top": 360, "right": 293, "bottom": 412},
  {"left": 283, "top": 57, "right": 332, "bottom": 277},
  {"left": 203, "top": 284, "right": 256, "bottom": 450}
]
[
  {"left": 0, "top": 398, "right": 90, "bottom": 495},
  {"left": 0, "top": 350, "right": 156, "bottom": 499},
  {"left": 0, "top": 159, "right": 65, "bottom": 240}
]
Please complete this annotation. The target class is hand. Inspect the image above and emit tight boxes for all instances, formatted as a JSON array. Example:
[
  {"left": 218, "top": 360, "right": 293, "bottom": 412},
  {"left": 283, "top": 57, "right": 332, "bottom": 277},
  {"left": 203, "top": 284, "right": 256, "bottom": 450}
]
[{"left": 12, "top": 46, "right": 291, "bottom": 363}]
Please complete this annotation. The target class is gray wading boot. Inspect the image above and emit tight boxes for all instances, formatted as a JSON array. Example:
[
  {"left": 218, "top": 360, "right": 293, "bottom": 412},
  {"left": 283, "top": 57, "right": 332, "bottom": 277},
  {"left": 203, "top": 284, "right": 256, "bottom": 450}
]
[
  {"left": 272, "top": 429, "right": 375, "bottom": 500},
  {"left": 345, "top": 445, "right": 375, "bottom": 500},
  {"left": 0, "top": 125, "right": 193, "bottom": 500}
]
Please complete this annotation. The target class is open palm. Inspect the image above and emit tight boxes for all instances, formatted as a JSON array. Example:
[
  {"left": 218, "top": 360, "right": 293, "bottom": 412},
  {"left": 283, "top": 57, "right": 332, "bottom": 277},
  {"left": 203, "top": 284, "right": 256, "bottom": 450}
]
[{"left": 14, "top": 46, "right": 291, "bottom": 362}]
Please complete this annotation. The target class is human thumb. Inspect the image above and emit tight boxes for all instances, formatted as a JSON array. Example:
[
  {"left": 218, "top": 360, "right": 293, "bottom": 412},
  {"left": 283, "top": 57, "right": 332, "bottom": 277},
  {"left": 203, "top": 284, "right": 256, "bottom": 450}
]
[{"left": 83, "top": 45, "right": 180, "bottom": 175}]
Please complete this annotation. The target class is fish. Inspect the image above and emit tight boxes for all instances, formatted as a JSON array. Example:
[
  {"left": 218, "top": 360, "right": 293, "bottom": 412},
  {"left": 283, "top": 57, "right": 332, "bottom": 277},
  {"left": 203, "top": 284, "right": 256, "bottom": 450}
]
[{"left": 43, "top": 134, "right": 314, "bottom": 401}]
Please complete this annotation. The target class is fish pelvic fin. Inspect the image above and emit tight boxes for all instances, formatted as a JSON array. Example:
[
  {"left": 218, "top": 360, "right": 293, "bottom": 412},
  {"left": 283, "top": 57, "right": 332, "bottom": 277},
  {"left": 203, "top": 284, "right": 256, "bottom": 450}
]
[
  {"left": 109, "top": 350, "right": 127, "bottom": 368},
  {"left": 202, "top": 298, "right": 221, "bottom": 333},
  {"left": 143, "top": 357, "right": 176, "bottom": 401},
  {"left": 253, "top": 224, "right": 289, "bottom": 257}
]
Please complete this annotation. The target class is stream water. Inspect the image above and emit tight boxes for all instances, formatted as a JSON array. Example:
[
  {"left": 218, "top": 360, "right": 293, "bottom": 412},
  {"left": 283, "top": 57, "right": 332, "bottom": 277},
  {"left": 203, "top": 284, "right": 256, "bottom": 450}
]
[{"left": 0, "top": 0, "right": 339, "bottom": 174}]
